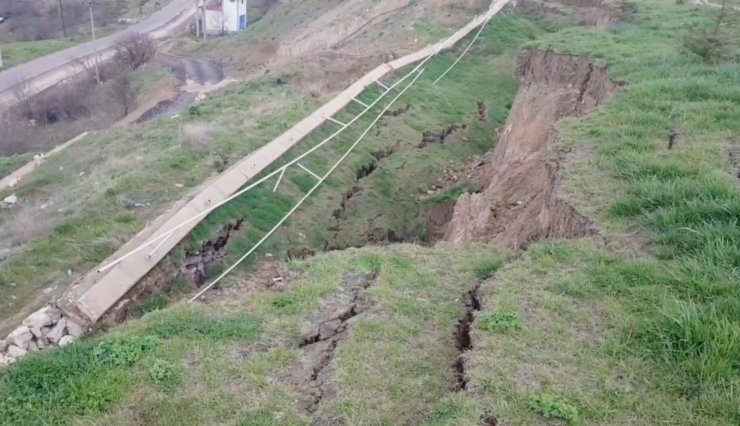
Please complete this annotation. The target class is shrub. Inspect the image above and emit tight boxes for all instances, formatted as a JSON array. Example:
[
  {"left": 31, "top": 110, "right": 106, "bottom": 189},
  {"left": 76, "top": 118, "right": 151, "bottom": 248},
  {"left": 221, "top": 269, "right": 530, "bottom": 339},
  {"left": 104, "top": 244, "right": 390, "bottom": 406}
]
[{"left": 683, "top": 1, "right": 737, "bottom": 62}]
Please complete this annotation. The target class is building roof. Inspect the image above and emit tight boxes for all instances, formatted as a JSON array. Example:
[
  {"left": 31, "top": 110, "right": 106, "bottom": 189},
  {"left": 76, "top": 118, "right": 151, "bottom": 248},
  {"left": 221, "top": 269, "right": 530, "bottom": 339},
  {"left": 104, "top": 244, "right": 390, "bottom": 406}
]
[{"left": 204, "top": 0, "right": 222, "bottom": 11}]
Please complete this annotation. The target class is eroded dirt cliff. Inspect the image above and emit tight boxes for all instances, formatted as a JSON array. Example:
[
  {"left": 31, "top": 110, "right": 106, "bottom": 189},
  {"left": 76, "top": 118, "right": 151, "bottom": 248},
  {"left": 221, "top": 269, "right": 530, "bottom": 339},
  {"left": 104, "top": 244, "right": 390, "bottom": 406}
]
[{"left": 442, "top": 50, "right": 615, "bottom": 248}]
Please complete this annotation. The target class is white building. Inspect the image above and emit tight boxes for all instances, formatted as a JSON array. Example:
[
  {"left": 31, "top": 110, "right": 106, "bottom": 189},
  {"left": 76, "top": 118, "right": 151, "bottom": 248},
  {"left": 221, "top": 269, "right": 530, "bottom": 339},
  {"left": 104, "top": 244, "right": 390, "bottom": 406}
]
[{"left": 202, "top": 0, "right": 248, "bottom": 35}]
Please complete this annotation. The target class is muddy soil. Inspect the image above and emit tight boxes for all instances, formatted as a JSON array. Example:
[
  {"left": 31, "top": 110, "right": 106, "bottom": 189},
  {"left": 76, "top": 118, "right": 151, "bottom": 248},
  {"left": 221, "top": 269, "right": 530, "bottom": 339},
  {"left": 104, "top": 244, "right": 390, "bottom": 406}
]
[
  {"left": 440, "top": 50, "right": 615, "bottom": 248},
  {"left": 728, "top": 144, "right": 740, "bottom": 180}
]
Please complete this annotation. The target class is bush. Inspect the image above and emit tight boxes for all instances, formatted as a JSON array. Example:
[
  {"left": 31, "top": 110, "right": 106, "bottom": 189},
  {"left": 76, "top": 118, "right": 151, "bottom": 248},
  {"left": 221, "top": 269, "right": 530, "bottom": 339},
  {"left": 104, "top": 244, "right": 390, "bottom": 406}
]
[{"left": 683, "top": 1, "right": 737, "bottom": 62}]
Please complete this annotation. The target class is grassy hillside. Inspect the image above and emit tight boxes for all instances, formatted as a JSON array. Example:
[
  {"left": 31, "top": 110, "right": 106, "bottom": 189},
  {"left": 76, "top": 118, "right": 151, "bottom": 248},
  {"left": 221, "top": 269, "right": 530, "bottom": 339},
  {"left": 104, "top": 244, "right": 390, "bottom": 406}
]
[
  {"left": 0, "top": 1, "right": 738, "bottom": 424},
  {"left": 0, "top": 7, "right": 543, "bottom": 333}
]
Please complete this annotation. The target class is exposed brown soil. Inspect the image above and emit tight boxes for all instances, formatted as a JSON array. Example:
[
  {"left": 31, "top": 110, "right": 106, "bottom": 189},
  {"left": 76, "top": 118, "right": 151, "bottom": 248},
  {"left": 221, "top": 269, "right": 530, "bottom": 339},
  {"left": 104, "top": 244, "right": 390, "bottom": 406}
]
[
  {"left": 293, "top": 271, "right": 378, "bottom": 414},
  {"left": 440, "top": 50, "right": 615, "bottom": 249},
  {"left": 383, "top": 103, "right": 411, "bottom": 117},
  {"left": 727, "top": 144, "right": 740, "bottom": 180},
  {"left": 424, "top": 203, "right": 456, "bottom": 243},
  {"left": 453, "top": 282, "right": 482, "bottom": 391},
  {"left": 99, "top": 219, "right": 247, "bottom": 324},
  {"left": 517, "top": 0, "right": 633, "bottom": 27},
  {"left": 200, "top": 260, "right": 290, "bottom": 304},
  {"left": 419, "top": 124, "right": 467, "bottom": 148},
  {"left": 477, "top": 101, "right": 490, "bottom": 122}
]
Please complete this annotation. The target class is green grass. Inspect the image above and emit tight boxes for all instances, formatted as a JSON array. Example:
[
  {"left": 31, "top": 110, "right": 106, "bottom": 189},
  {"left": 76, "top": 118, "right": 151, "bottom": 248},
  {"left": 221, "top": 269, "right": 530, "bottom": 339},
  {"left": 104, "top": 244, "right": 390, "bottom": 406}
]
[
  {"left": 454, "top": 1, "right": 739, "bottom": 424},
  {"left": 478, "top": 311, "right": 522, "bottom": 333},
  {"left": 0, "top": 26, "right": 122, "bottom": 69},
  {"left": 0, "top": 244, "right": 502, "bottom": 424},
  {"left": 0, "top": 307, "right": 261, "bottom": 424},
  {"left": 1, "top": 1, "right": 738, "bottom": 424},
  {"left": 0, "top": 153, "right": 33, "bottom": 179},
  {"left": 527, "top": 393, "right": 579, "bottom": 424},
  {"left": 423, "top": 181, "right": 483, "bottom": 206},
  {"left": 0, "top": 74, "right": 321, "bottom": 334}
]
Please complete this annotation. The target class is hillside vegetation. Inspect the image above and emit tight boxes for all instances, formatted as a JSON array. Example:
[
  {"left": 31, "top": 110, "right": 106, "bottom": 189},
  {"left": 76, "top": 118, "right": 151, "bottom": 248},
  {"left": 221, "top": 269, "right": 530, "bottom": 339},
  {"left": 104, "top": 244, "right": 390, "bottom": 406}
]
[{"left": 0, "top": 1, "right": 739, "bottom": 425}]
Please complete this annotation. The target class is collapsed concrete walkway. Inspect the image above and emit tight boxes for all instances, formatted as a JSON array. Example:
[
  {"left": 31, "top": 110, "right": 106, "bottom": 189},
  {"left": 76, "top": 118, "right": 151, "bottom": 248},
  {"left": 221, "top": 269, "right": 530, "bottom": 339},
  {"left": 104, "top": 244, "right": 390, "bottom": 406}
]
[{"left": 51, "top": 0, "right": 512, "bottom": 328}]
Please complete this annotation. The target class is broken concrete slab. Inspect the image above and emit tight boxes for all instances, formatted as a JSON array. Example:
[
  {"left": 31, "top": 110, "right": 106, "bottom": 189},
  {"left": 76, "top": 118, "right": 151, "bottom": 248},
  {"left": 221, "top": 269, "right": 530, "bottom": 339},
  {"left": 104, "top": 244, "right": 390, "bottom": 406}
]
[
  {"left": 22, "top": 306, "right": 62, "bottom": 329},
  {"left": 6, "top": 345, "right": 27, "bottom": 358},
  {"left": 46, "top": 318, "right": 67, "bottom": 344},
  {"left": 7, "top": 326, "right": 33, "bottom": 350},
  {"left": 66, "top": 319, "right": 84, "bottom": 338}
]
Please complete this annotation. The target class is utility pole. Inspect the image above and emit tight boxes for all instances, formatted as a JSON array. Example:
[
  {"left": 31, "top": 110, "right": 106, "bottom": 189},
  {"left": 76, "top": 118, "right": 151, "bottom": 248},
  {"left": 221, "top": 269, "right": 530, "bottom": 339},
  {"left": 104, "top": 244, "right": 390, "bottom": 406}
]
[
  {"left": 88, "top": 1, "right": 100, "bottom": 85},
  {"left": 194, "top": 0, "right": 201, "bottom": 38},
  {"left": 58, "top": 0, "right": 68, "bottom": 38},
  {"left": 203, "top": 4, "right": 207, "bottom": 41}
]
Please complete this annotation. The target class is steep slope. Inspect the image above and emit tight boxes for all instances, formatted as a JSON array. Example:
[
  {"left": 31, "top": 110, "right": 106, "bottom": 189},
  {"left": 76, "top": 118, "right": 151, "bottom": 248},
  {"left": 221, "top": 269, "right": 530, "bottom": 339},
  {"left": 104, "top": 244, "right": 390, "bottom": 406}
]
[{"left": 443, "top": 50, "right": 614, "bottom": 248}]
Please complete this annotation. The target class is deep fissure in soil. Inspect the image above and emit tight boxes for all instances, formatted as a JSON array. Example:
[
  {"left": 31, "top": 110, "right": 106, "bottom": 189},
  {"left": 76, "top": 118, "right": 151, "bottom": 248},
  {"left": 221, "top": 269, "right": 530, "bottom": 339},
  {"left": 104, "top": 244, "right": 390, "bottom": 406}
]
[
  {"left": 295, "top": 272, "right": 378, "bottom": 413},
  {"left": 419, "top": 123, "right": 467, "bottom": 148},
  {"left": 100, "top": 219, "right": 247, "bottom": 324},
  {"left": 453, "top": 282, "right": 482, "bottom": 391}
]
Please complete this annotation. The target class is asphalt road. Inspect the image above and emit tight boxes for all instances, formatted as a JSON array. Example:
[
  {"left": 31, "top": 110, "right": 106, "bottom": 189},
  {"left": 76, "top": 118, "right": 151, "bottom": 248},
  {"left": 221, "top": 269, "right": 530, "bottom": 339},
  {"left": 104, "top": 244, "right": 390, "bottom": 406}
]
[{"left": 0, "top": 0, "right": 192, "bottom": 98}]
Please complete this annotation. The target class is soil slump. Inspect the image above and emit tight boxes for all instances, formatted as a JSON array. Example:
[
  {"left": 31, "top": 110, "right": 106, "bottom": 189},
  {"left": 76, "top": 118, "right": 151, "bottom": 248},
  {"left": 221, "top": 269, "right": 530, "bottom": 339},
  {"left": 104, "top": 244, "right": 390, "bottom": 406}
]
[{"left": 441, "top": 50, "right": 615, "bottom": 248}]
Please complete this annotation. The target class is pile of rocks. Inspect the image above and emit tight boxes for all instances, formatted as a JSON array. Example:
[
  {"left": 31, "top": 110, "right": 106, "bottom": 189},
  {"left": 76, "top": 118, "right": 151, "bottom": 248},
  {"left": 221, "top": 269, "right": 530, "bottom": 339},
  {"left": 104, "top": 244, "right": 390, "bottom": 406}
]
[{"left": 0, "top": 306, "right": 84, "bottom": 366}]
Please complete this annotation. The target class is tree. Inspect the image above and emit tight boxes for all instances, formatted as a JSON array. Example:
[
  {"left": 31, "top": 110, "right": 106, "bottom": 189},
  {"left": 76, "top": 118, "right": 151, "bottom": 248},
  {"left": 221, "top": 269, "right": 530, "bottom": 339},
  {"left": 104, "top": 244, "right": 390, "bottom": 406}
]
[
  {"left": 114, "top": 32, "right": 157, "bottom": 70},
  {"left": 110, "top": 65, "right": 135, "bottom": 117}
]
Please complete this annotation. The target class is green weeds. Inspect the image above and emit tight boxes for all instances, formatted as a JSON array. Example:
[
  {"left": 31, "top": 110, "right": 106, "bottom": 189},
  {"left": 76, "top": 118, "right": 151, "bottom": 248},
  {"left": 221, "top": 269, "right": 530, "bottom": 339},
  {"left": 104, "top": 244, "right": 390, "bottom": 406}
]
[{"left": 528, "top": 393, "right": 579, "bottom": 424}]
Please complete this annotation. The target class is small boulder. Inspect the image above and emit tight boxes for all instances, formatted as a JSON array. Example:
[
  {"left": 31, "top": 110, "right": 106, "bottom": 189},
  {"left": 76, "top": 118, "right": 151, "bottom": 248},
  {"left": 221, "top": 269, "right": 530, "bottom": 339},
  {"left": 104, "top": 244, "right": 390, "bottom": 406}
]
[
  {"left": 2, "top": 193, "right": 17, "bottom": 205},
  {"left": 58, "top": 335, "right": 75, "bottom": 347},
  {"left": 30, "top": 327, "right": 44, "bottom": 339},
  {"left": 0, "top": 339, "right": 7, "bottom": 352},
  {"left": 27, "top": 341, "right": 38, "bottom": 352},
  {"left": 0, "top": 354, "right": 15, "bottom": 366},
  {"left": 36, "top": 338, "right": 47, "bottom": 349},
  {"left": 46, "top": 318, "right": 67, "bottom": 344},
  {"left": 6, "top": 345, "right": 27, "bottom": 358},
  {"left": 66, "top": 319, "right": 84, "bottom": 338},
  {"left": 23, "top": 306, "right": 61, "bottom": 329},
  {"left": 7, "top": 326, "right": 33, "bottom": 349}
]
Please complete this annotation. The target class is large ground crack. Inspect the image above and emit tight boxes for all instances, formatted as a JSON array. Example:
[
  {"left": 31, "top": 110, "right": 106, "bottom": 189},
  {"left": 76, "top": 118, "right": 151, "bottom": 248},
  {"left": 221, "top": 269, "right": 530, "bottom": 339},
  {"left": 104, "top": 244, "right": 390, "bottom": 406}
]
[
  {"left": 453, "top": 282, "right": 481, "bottom": 391},
  {"left": 294, "top": 272, "right": 378, "bottom": 414}
]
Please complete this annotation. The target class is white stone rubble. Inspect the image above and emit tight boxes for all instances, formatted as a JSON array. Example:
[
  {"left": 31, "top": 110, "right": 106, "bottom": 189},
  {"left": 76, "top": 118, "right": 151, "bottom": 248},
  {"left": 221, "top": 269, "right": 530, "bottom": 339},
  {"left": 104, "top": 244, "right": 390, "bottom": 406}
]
[{"left": 1, "top": 304, "right": 88, "bottom": 366}]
